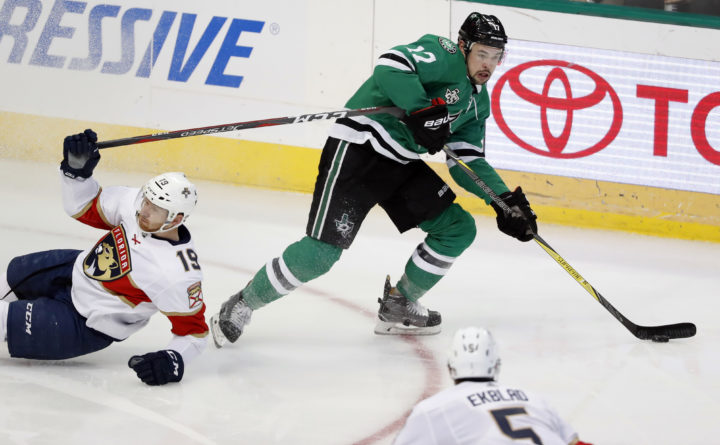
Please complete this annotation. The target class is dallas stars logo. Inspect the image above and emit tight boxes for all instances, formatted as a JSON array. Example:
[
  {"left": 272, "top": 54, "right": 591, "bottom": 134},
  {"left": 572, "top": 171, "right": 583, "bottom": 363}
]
[
  {"left": 445, "top": 88, "right": 461, "bottom": 104},
  {"left": 334, "top": 213, "right": 355, "bottom": 239},
  {"left": 438, "top": 37, "right": 457, "bottom": 54}
]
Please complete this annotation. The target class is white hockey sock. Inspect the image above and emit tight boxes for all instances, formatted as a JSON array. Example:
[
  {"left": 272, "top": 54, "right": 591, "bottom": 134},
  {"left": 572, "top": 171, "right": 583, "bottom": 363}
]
[{"left": 0, "top": 300, "right": 9, "bottom": 342}]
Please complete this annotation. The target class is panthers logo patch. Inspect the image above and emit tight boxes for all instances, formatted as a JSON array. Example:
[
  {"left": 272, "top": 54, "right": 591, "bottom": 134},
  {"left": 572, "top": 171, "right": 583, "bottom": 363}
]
[
  {"left": 438, "top": 37, "right": 457, "bottom": 54},
  {"left": 83, "top": 225, "right": 131, "bottom": 281},
  {"left": 187, "top": 282, "right": 204, "bottom": 309}
]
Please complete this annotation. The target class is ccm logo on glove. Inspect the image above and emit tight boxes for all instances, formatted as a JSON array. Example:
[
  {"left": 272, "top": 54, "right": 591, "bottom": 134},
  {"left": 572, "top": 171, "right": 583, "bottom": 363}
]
[{"left": 128, "top": 349, "right": 184, "bottom": 386}]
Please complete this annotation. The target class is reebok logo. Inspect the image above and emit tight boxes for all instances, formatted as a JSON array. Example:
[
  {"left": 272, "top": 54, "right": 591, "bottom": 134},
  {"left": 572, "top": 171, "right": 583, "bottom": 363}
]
[
  {"left": 438, "top": 184, "right": 449, "bottom": 197},
  {"left": 24, "top": 302, "right": 34, "bottom": 335}
]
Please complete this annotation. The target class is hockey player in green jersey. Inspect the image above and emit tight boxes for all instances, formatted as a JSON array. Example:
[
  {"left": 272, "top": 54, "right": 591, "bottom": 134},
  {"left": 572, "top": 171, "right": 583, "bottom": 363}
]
[{"left": 210, "top": 12, "right": 537, "bottom": 345}]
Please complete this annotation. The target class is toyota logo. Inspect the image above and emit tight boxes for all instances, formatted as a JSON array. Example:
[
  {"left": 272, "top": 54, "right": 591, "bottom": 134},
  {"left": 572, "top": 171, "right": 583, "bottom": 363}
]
[{"left": 492, "top": 60, "right": 623, "bottom": 159}]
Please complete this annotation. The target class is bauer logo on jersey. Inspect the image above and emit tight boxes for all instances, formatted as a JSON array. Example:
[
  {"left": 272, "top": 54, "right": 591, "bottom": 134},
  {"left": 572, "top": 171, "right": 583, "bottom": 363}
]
[
  {"left": 187, "top": 282, "right": 204, "bottom": 309},
  {"left": 438, "top": 37, "right": 457, "bottom": 54},
  {"left": 83, "top": 226, "right": 132, "bottom": 281}
]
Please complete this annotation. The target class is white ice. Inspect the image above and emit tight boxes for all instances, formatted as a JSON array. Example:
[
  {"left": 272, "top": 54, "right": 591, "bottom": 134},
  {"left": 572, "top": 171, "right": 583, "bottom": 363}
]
[{"left": 0, "top": 158, "right": 718, "bottom": 445}]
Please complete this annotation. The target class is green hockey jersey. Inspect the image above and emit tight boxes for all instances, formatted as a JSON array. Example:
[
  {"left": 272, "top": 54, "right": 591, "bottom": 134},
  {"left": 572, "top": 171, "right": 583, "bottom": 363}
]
[{"left": 328, "top": 34, "right": 510, "bottom": 204}]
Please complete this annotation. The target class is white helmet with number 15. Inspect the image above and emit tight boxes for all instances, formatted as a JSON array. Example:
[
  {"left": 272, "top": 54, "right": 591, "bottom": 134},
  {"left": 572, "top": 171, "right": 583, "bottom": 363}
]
[
  {"left": 138, "top": 172, "right": 198, "bottom": 233},
  {"left": 447, "top": 327, "right": 501, "bottom": 381}
]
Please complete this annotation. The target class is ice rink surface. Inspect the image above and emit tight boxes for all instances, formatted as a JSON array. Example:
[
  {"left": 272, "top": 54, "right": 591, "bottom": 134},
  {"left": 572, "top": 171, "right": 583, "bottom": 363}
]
[{"left": 1, "top": 158, "right": 718, "bottom": 445}]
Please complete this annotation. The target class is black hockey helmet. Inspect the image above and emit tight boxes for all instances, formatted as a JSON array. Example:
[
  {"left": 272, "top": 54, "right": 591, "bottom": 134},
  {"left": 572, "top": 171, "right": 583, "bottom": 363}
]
[{"left": 458, "top": 12, "right": 507, "bottom": 53}]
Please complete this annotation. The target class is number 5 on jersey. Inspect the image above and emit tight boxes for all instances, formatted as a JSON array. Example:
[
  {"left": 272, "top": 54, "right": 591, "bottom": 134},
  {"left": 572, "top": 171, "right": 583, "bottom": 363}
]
[{"left": 491, "top": 407, "right": 542, "bottom": 444}]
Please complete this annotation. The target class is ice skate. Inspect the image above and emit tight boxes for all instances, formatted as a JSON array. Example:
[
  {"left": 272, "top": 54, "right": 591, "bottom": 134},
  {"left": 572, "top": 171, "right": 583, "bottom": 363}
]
[
  {"left": 374, "top": 275, "right": 441, "bottom": 335},
  {"left": 210, "top": 290, "right": 253, "bottom": 348}
]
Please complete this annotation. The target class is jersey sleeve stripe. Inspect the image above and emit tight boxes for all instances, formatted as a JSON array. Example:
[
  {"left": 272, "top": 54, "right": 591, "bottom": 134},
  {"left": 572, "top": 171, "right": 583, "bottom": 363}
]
[
  {"left": 161, "top": 304, "right": 204, "bottom": 317},
  {"left": 167, "top": 305, "right": 209, "bottom": 337},
  {"left": 446, "top": 141, "right": 485, "bottom": 162},
  {"left": 378, "top": 51, "right": 415, "bottom": 72},
  {"left": 337, "top": 117, "right": 420, "bottom": 163},
  {"left": 72, "top": 189, "right": 114, "bottom": 230}
]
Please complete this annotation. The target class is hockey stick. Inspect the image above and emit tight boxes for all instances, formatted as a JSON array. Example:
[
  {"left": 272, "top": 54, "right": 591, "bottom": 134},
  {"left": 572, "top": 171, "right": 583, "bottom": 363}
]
[
  {"left": 97, "top": 106, "right": 406, "bottom": 149},
  {"left": 442, "top": 146, "right": 696, "bottom": 341}
]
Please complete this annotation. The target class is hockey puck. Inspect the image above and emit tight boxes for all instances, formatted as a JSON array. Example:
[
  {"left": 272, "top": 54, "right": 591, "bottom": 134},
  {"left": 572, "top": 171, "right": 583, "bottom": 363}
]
[{"left": 651, "top": 335, "right": 670, "bottom": 343}]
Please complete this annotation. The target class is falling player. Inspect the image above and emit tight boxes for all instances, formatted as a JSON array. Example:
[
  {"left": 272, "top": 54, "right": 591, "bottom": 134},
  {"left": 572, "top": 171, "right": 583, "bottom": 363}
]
[
  {"left": 211, "top": 12, "right": 537, "bottom": 345},
  {"left": 0, "top": 129, "right": 208, "bottom": 386},
  {"left": 393, "top": 327, "right": 593, "bottom": 445}
]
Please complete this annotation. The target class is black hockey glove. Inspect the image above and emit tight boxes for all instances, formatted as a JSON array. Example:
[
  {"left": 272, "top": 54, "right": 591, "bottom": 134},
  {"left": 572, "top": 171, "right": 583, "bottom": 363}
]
[
  {"left": 402, "top": 98, "right": 450, "bottom": 154},
  {"left": 60, "top": 129, "right": 100, "bottom": 179},
  {"left": 128, "top": 350, "right": 184, "bottom": 386},
  {"left": 490, "top": 186, "right": 537, "bottom": 242}
]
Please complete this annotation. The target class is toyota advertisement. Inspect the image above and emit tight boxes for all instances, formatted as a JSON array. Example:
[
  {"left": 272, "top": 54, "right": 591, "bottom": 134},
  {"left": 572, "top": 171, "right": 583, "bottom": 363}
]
[{"left": 485, "top": 39, "right": 720, "bottom": 195}]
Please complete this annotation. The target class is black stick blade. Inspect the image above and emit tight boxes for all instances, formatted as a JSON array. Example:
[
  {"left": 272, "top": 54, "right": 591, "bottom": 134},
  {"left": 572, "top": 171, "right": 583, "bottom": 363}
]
[{"left": 634, "top": 323, "right": 697, "bottom": 340}]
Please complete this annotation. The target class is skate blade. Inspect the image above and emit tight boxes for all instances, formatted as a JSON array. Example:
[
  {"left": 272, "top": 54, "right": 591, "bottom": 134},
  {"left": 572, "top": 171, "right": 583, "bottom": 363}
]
[
  {"left": 374, "top": 319, "right": 441, "bottom": 336},
  {"left": 209, "top": 314, "right": 228, "bottom": 348}
]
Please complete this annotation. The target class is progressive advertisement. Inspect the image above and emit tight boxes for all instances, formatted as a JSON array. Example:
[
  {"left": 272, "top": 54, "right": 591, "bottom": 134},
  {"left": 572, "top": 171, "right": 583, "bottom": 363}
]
[{"left": 0, "top": 0, "right": 352, "bottom": 148}]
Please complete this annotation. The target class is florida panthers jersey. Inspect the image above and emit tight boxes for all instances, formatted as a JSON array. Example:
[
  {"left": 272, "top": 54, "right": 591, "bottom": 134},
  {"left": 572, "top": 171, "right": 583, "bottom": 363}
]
[
  {"left": 60, "top": 172, "right": 208, "bottom": 362},
  {"left": 393, "top": 381, "right": 579, "bottom": 445}
]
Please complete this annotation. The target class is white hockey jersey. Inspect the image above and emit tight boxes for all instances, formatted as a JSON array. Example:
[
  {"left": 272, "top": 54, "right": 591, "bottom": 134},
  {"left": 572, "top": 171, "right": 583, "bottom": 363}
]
[
  {"left": 60, "top": 171, "right": 208, "bottom": 362},
  {"left": 393, "top": 381, "right": 578, "bottom": 445}
]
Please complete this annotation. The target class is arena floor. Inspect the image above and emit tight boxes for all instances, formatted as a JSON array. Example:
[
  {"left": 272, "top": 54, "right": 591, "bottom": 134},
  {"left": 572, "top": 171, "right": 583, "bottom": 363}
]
[{"left": 0, "top": 159, "right": 717, "bottom": 445}]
